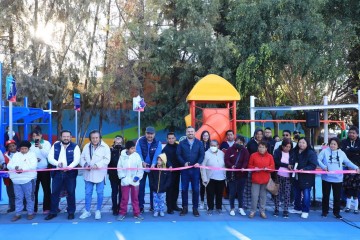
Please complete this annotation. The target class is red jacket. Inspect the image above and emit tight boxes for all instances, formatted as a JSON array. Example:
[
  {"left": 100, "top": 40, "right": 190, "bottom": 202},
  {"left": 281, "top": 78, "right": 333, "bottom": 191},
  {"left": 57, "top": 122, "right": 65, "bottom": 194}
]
[{"left": 248, "top": 152, "right": 275, "bottom": 184}]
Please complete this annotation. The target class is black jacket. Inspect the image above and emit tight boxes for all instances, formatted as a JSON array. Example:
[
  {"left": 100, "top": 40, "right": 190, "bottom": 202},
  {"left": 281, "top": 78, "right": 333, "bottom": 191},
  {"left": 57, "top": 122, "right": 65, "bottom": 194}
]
[
  {"left": 149, "top": 168, "right": 172, "bottom": 193},
  {"left": 290, "top": 148, "right": 317, "bottom": 189},
  {"left": 247, "top": 139, "right": 271, "bottom": 155},
  {"left": 162, "top": 143, "right": 179, "bottom": 168},
  {"left": 273, "top": 148, "right": 294, "bottom": 170},
  {"left": 108, "top": 146, "right": 123, "bottom": 181},
  {"left": 264, "top": 137, "right": 276, "bottom": 155},
  {"left": 341, "top": 137, "right": 360, "bottom": 167}
]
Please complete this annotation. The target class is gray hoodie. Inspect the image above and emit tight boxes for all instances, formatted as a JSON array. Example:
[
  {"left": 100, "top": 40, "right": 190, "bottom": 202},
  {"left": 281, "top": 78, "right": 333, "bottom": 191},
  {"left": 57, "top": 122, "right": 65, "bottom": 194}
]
[{"left": 317, "top": 147, "right": 358, "bottom": 183}]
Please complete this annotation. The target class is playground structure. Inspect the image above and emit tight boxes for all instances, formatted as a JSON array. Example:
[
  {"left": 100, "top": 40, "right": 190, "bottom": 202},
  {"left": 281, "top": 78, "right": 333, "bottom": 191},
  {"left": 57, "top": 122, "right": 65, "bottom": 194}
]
[
  {"left": 185, "top": 74, "right": 360, "bottom": 143},
  {"left": 185, "top": 74, "right": 240, "bottom": 144}
]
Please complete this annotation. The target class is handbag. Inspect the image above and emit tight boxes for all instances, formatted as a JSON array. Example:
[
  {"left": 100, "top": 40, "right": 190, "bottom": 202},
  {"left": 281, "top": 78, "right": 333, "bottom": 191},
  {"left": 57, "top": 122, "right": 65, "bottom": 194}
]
[{"left": 266, "top": 177, "right": 280, "bottom": 195}]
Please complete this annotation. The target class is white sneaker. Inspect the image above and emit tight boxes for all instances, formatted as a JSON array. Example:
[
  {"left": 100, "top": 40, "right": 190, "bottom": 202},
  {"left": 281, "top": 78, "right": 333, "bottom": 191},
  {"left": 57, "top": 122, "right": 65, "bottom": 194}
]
[
  {"left": 239, "top": 208, "right": 246, "bottom": 216},
  {"left": 79, "top": 210, "right": 91, "bottom": 219},
  {"left": 95, "top": 210, "right": 101, "bottom": 220},
  {"left": 229, "top": 209, "right": 235, "bottom": 216},
  {"left": 153, "top": 212, "right": 159, "bottom": 217},
  {"left": 199, "top": 202, "right": 205, "bottom": 210},
  {"left": 289, "top": 209, "right": 302, "bottom": 214},
  {"left": 159, "top": 211, "right": 165, "bottom": 217},
  {"left": 301, "top": 212, "right": 309, "bottom": 219}
]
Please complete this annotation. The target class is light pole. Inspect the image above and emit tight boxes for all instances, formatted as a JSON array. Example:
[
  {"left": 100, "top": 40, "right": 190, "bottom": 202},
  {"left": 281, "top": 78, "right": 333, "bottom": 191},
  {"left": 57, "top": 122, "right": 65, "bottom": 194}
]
[{"left": 0, "top": 53, "right": 5, "bottom": 150}]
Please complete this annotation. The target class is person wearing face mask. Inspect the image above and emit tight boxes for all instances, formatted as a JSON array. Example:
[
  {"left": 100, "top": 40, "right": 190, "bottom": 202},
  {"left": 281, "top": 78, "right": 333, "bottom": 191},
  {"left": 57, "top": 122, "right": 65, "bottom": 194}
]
[
  {"left": 318, "top": 137, "right": 360, "bottom": 219},
  {"left": 200, "top": 140, "right": 226, "bottom": 215},
  {"left": 108, "top": 135, "right": 124, "bottom": 215},
  {"left": 225, "top": 136, "right": 250, "bottom": 216},
  {"left": 341, "top": 126, "right": 360, "bottom": 214}
]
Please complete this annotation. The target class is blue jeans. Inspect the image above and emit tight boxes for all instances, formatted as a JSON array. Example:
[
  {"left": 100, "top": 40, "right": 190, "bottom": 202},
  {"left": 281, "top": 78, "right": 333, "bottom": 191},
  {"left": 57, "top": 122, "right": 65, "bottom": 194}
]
[
  {"left": 138, "top": 172, "right": 153, "bottom": 209},
  {"left": 181, "top": 168, "right": 200, "bottom": 209},
  {"left": 50, "top": 171, "right": 77, "bottom": 214},
  {"left": 294, "top": 185, "right": 311, "bottom": 213},
  {"left": 85, "top": 180, "right": 105, "bottom": 211}
]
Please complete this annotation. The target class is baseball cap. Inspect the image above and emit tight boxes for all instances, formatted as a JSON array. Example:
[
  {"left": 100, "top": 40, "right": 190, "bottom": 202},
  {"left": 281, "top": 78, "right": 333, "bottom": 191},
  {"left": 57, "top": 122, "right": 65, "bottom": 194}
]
[{"left": 146, "top": 126, "right": 155, "bottom": 134}]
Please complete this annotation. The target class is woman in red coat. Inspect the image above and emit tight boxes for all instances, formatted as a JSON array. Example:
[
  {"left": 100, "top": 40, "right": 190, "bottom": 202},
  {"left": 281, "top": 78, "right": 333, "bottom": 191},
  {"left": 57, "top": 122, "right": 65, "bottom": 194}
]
[{"left": 248, "top": 141, "right": 275, "bottom": 219}]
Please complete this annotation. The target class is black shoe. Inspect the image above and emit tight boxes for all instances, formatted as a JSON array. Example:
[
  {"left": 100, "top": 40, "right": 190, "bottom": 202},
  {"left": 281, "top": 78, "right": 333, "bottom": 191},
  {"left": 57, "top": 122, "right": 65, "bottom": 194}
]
[
  {"left": 321, "top": 213, "right": 327, "bottom": 218},
  {"left": 113, "top": 211, "right": 119, "bottom": 216},
  {"left": 334, "top": 214, "right": 343, "bottom": 219},
  {"left": 140, "top": 208, "right": 144, "bottom": 213},
  {"left": 283, "top": 211, "right": 289, "bottom": 219},
  {"left": 193, "top": 208, "right": 200, "bottom": 217},
  {"left": 174, "top": 206, "right": 182, "bottom": 211},
  {"left": 180, "top": 207, "right": 188, "bottom": 216},
  {"left": 45, "top": 214, "right": 57, "bottom": 220},
  {"left": 354, "top": 210, "right": 359, "bottom": 214},
  {"left": 344, "top": 208, "right": 350, "bottom": 213},
  {"left": 273, "top": 209, "right": 279, "bottom": 217},
  {"left": 167, "top": 209, "right": 174, "bottom": 214},
  {"left": 149, "top": 207, "right": 154, "bottom": 212},
  {"left": 68, "top": 213, "right": 75, "bottom": 220},
  {"left": 7, "top": 208, "right": 15, "bottom": 213}
]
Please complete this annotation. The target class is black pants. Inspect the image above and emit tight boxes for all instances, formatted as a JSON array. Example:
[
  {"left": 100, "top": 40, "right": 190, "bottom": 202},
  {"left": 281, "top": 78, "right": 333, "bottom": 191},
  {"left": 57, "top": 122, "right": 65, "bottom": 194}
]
[
  {"left": 109, "top": 177, "right": 122, "bottom": 212},
  {"left": 35, "top": 171, "right": 51, "bottom": 212},
  {"left": 228, "top": 177, "right": 246, "bottom": 209},
  {"left": 322, "top": 180, "right": 342, "bottom": 215},
  {"left": 200, "top": 175, "right": 206, "bottom": 202},
  {"left": 166, "top": 171, "right": 181, "bottom": 210},
  {"left": 6, "top": 180, "right": 15, "bottom": 210},
  {"left": 206, "top": 179, "right": 225, "bottom": 210}
]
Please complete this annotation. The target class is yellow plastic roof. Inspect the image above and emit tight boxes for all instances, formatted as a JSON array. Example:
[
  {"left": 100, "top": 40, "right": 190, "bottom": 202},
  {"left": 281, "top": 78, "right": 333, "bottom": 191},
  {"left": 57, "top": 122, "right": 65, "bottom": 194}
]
[{"left": 186, "top": 74, "right": 241, "bottom": 102}]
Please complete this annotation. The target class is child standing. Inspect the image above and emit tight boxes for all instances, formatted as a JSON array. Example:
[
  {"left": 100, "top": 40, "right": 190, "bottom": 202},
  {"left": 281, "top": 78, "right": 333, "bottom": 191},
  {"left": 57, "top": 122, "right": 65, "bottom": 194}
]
[
  {"left": 149, "top": 153, "right": 171, "bottom": 217},
  {"left": 117, "top": 141, "right": 144, "bottom": 220}
]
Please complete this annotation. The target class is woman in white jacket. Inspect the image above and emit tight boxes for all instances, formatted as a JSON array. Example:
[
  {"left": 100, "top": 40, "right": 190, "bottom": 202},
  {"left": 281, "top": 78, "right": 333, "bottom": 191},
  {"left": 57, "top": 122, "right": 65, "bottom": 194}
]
[
  {"left": 7, "top": 140, "right": 37, "bottom": 221},
  {"left": 201, "top": 140, "right": 226, "bottom": 215},
  {"left": 117, "top": 141, "right": 144, "bottom": 221}
]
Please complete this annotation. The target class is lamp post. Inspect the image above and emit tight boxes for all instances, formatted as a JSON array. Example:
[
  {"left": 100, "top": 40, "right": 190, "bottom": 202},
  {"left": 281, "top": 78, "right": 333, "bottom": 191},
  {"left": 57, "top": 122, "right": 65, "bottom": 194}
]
[{"left": 0, "top": 53, "right": 5, "bottom": 150}]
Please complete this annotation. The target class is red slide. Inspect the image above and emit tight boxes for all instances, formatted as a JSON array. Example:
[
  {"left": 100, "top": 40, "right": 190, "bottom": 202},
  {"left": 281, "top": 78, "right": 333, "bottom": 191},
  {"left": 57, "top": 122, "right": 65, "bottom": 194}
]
[{"left": 195, "top": 108, "right": 231, "bottom": 144}]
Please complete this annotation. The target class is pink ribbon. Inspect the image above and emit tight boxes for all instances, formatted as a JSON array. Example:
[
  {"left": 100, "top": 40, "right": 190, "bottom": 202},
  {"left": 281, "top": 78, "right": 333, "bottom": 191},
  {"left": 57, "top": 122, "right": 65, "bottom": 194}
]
[{"left": 0, "top": 165, "right": 358, "bottom": 175}]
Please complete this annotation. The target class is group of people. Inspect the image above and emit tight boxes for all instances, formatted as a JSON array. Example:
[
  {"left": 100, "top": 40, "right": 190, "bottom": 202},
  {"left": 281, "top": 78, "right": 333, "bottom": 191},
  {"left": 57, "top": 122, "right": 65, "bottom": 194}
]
[{"left": 1, "top": 125, "right": 360, "bottom": 222}]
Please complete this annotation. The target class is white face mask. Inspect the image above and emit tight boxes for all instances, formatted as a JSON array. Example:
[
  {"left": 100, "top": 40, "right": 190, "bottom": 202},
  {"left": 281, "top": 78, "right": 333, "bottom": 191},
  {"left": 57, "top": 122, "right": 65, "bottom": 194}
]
[{"left": 210, "top": 146, "right": 218, "bottom": 153}]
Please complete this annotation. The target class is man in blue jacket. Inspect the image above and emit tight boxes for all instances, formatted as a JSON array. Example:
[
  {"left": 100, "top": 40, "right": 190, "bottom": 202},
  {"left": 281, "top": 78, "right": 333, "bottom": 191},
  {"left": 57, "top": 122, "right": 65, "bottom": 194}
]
[
  {"left": 136, "top": 126, "right": 162, "bottom": 213},
  {"left": 177, "top": 126, "right": 205, "bottom": 217}
]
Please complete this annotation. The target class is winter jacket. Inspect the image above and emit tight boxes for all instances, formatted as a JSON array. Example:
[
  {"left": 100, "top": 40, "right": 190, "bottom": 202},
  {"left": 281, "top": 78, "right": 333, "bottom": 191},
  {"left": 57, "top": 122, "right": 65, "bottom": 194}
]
[
  {"left": 7, "top": 151, "right": 37, "bottom": 184},
  {"left": 149, "top": 168, "right": 171, "bottom": 193},
  {"left": 108, "top": 145, "right": 123, "bottom": 181},
  {"left": 80, "top": 141, "right": 111, "bottom": 183},
  {"left": 341, "top": 137, "right": 360, "bottom": 167},
  {"left": 290, "top": 148, "right": 317, "bottom": 189},
  {"left": 224, "top": 145, "right": 250, "bottom": 179},
  {"left": 273, "top": 148, "right": 294, "bottom": 170},
  {"left": 318, "top": 147, "right": 358, "bottom": 183},
  {"left": 117, "top": 149, "right": 144, "bottom": 186},
  {"left": 162, "top": 143, "right": 179, "bottom": 168},
  {"left": 176, "top": 138, "right": 205, "bottom": 166},
  {"left": 248, "top": 152, "right": 275, "bottom": 184},
  {"left": 201, "top": 149, "right": 226, "bottom": 184}
]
